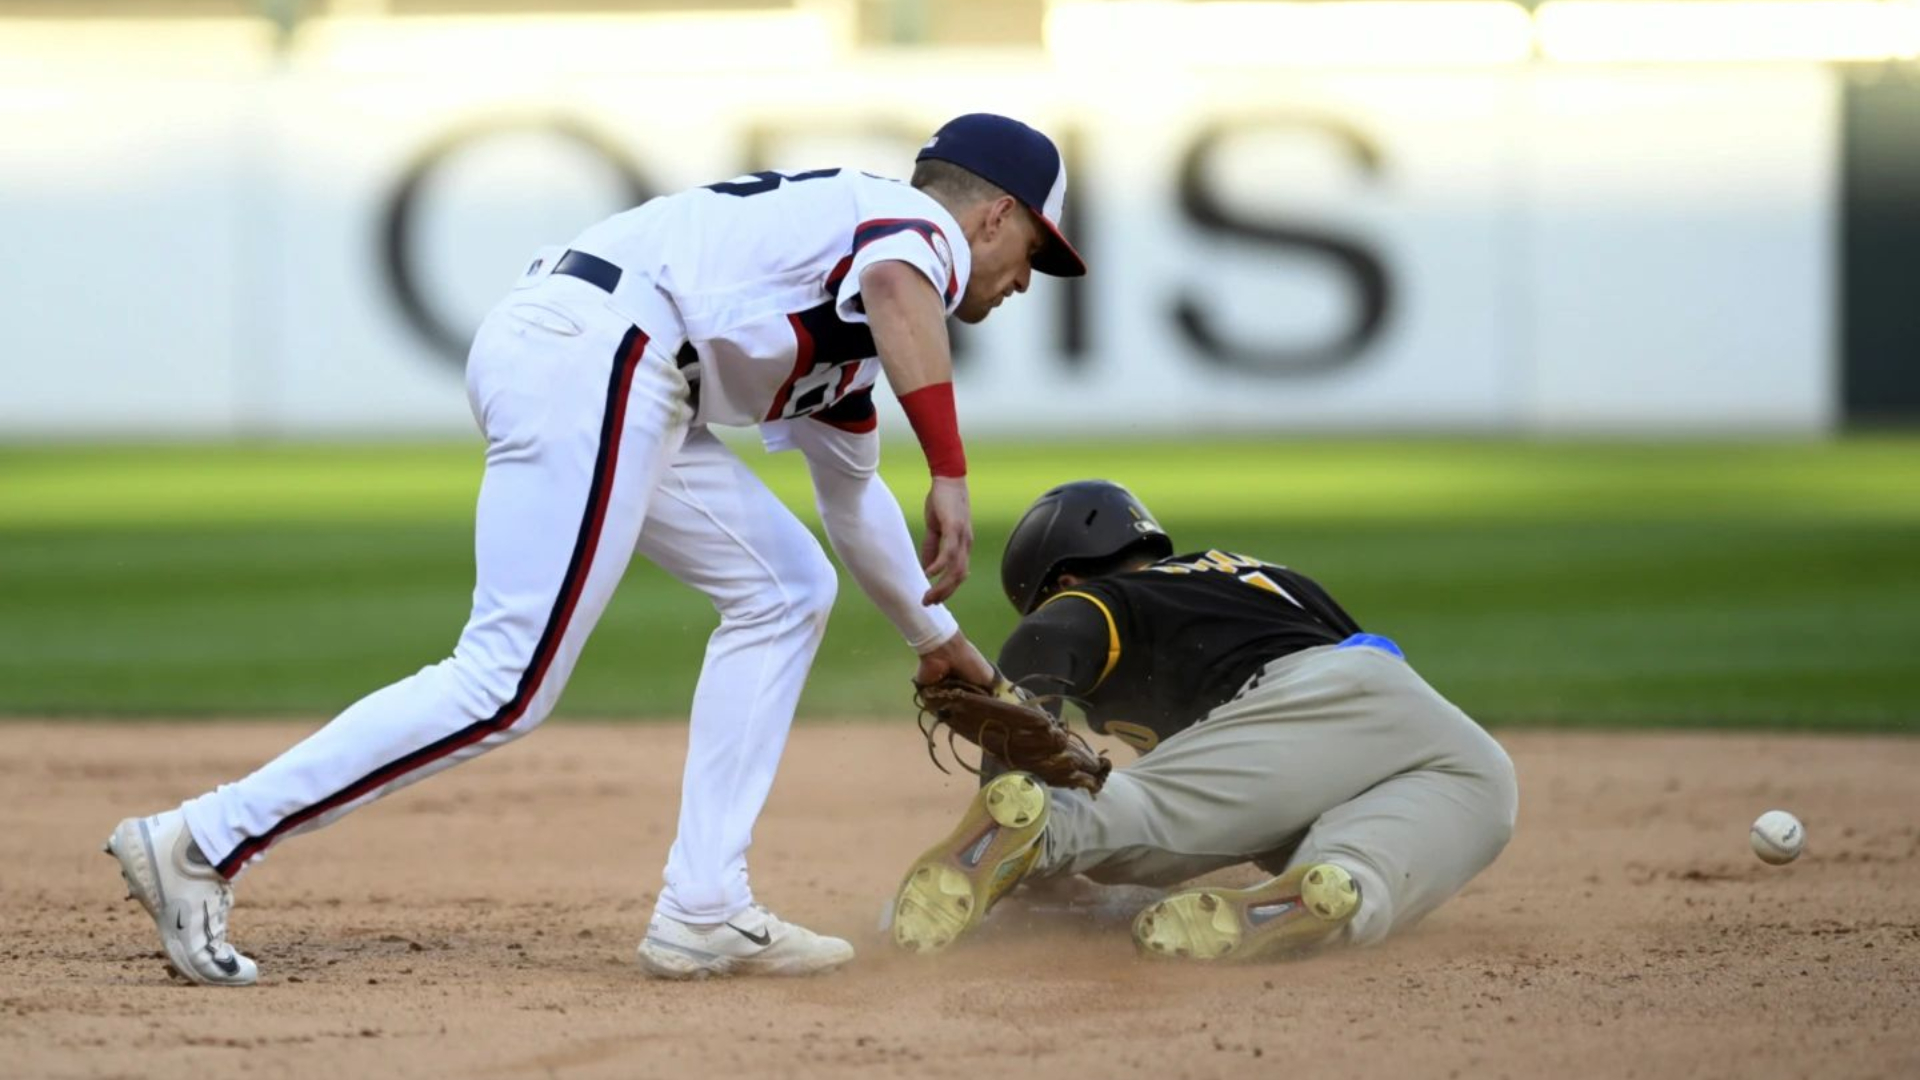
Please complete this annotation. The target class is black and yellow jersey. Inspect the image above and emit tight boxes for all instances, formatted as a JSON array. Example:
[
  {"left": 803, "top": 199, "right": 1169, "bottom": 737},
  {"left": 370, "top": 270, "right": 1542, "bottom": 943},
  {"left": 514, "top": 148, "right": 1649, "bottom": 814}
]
[{"left": 996, "top": 550, "right": 1361, "bottom": 753}]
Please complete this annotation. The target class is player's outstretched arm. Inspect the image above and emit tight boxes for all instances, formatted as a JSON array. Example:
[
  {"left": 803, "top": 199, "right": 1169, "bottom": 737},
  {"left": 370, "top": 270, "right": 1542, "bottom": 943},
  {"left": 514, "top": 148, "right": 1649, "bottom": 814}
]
[
  {"left": 790, "top": 418, "right": 994, "bottom": 689},
  {"left": 789, "top": 417, "right": 965, "bottom": 655},
  {"left": 861, "top": 260, "right": 972, "bottom": 604}
]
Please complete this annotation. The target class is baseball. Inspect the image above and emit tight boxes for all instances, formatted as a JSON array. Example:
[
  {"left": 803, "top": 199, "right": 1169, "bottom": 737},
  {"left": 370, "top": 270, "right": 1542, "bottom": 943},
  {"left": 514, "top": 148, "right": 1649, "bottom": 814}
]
[{"left": 1750, "top": 810, "right": 1805, "bottom": 865}]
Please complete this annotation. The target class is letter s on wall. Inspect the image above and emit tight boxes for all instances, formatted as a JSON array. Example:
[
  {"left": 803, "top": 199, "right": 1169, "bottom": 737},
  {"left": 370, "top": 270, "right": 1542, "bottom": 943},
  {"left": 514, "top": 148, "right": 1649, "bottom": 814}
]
[{"left": 1174, "top": 116, "right": 1393, "bottom": 377}]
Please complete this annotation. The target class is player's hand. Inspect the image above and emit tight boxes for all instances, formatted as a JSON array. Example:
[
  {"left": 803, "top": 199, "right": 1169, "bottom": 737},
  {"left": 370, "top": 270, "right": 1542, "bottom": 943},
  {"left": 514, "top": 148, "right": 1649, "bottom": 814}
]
[
  {"left": 920, "top": 475, "right": 973, "bottom": 605},
  {"left": 914, "top": 630, "right": 995, "bottom": 688}
]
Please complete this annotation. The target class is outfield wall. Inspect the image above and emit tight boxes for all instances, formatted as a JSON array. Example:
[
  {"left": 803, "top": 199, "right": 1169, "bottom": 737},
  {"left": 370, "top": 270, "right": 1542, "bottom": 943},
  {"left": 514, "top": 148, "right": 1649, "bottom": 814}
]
[{"left": 0, "top": 21, "right": 1873, "bottom": 438}]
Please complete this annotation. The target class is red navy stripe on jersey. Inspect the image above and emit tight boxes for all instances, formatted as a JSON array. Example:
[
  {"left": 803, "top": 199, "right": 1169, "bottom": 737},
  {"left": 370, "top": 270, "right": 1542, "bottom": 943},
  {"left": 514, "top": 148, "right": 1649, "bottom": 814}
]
[
  {"left": 824, "top": 218, "right": 958, "bottom": 304},
  {"left": 833, "top": 364, "right": 864, "bottom": 406},
  {"left": 766, "top": 311, "right": 819, "bottom": 422},
  {"left": 812, "top": 385, "right": 878, "bottom": 434},
  {"left": 213, "top": 326, "right": 653, "bottom": 879},
  {"left": 764, "top": 301, "right": 879, "bottom": 423}
]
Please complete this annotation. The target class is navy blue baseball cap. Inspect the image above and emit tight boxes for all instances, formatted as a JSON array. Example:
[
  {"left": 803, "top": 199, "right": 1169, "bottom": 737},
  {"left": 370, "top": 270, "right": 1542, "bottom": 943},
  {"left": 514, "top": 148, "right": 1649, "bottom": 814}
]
[{"left": 917, "top": 113, "right": 1086, "bottom": 278}]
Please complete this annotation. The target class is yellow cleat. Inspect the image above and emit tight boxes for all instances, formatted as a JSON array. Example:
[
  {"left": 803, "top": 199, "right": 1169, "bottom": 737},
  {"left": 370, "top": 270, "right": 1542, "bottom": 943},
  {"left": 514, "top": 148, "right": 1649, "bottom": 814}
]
[
  {"left": 892, "top": 772, "right": 1050, "bottom": 955},
  {"left": 1132, "top": 862, "right": 1360, "bottom": 963}
]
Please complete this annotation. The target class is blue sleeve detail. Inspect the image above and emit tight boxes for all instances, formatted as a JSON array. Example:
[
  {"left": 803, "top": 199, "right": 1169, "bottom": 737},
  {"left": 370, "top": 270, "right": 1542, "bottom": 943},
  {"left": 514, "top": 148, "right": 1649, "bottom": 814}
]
[{"left": 1336, "top": 632, "right": 1404, "bottom": 660}]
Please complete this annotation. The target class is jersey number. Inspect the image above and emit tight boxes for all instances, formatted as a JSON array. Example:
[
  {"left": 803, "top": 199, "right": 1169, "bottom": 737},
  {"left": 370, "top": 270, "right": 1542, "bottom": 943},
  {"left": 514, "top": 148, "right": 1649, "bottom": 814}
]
[
  {"left": 704, "top": 168, "right": 842, "bottom": 198},
  {"left": 765, "top": 301, "right": 876, "bottom": 422},
  {"left": 1154, "top": 551, "right": 1301, "bottom": 605}
]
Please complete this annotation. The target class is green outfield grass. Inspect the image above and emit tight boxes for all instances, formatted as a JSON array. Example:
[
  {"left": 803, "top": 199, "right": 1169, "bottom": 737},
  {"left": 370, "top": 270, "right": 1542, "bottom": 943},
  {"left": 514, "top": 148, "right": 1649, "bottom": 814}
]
[{"left": 1, "top": 437, "right": 1916, "bottom": 730}]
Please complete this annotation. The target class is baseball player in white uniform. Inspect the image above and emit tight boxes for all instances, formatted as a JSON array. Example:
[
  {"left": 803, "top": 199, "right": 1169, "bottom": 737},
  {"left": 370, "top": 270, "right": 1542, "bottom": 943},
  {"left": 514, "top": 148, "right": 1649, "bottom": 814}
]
[{"left": 105, "top": 113, "right": 1087, "bottom": 984}]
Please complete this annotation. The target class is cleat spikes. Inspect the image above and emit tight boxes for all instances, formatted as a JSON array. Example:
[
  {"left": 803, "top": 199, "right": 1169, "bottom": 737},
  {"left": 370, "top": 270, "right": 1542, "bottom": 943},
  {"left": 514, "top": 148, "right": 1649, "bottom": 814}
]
[
  {"left": 890, "top": 772, "right": 1050, "bottom": 956},
  {"left": 1132, "top": 863, "right": 1358, "bottom": 964}
]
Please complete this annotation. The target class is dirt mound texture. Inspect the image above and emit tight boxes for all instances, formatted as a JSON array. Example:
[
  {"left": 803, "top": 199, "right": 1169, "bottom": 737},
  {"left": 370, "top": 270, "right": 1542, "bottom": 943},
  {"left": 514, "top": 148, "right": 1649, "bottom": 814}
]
[{"left": 2, "top": 723, "right": 1914, "bottom": 1080}]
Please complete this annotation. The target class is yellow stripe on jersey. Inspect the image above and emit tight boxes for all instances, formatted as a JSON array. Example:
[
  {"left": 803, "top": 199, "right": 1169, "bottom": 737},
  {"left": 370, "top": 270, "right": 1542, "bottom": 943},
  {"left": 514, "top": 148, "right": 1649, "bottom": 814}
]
[{"left": 1040, "top": 590, "right": 1122, "bottom": 690}]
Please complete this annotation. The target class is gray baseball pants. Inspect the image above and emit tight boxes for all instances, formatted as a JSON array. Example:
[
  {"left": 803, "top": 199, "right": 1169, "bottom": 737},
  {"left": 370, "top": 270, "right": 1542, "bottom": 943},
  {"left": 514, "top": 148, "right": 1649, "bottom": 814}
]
[{"left": 1031, "top": 641, "right": 1519, "bottom": 945}]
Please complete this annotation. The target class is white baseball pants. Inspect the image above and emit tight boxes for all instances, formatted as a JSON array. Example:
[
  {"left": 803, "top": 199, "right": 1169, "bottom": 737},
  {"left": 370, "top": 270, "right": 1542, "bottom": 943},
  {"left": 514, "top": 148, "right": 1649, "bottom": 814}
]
[{"left": 181, "top": 268, "right": 837, "bottom": 922}]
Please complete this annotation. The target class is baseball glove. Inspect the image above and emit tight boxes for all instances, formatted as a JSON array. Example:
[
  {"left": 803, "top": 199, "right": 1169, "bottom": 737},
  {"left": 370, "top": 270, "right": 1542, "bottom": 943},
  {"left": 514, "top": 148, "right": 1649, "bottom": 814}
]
[{"left": 914, "top": 677, "right": 1111, "bottom": 795}]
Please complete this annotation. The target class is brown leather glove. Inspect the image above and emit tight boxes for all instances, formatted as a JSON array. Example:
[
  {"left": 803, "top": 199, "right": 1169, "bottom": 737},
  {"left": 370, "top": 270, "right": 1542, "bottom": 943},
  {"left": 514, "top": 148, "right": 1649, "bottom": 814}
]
[{"left": 913, "top": 677, "right": 1111, "bottom": 795}]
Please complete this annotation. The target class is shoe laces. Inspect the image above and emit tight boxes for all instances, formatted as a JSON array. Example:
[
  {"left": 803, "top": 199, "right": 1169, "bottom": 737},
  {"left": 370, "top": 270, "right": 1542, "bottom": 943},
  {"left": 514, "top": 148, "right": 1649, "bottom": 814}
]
[{"left": 204, "top": 881, "right": 237, "bottom": 957}]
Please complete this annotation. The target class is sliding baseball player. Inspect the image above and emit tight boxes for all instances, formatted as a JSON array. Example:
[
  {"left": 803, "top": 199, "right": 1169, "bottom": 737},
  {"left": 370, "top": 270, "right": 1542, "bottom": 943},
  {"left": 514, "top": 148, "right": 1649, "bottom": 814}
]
[{"left": 892, "top": 480, "right": 1518, "bottom": 962}]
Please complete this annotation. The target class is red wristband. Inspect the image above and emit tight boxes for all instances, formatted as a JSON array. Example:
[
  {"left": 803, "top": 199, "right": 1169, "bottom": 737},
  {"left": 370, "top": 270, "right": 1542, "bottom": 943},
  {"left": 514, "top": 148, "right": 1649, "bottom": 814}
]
[{"left": 898, "top": 382, "right": 967, "bottom": 478}]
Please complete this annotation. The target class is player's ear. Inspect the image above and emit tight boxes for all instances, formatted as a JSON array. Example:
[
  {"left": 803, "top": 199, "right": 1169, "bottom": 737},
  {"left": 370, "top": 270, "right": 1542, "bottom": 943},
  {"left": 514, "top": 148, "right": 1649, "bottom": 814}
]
[{"left": 986, "top": 194, "right": 1019, "bottom": 239}]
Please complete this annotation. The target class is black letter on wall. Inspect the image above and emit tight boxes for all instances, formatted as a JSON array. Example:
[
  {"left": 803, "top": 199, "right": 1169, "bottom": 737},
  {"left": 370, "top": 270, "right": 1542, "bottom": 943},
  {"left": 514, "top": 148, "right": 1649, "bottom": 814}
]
[{"left": 1175, "top": 117, "right": 1391, "bottom": 375}]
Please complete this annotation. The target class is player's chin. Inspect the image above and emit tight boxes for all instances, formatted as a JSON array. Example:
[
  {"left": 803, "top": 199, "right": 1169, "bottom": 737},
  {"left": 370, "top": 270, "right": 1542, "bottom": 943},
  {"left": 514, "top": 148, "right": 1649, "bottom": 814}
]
[{"left": 953, "top": 303, "right": 992, "bottom": 325}]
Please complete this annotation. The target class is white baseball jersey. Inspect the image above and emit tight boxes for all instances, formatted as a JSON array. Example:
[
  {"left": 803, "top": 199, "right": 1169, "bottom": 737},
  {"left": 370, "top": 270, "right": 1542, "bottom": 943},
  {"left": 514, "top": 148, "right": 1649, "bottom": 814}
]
[{"left": 569, "top": 169, "right": 972, "bottom": 430}]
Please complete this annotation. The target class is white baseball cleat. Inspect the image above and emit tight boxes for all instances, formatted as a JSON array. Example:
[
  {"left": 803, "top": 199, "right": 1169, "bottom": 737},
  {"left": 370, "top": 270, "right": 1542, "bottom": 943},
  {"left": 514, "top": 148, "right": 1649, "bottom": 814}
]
[
  {"left": 636, "top": 904, "right": 854, "bottom": 979},
  {"left": 105, "top": 811, "right": 259, "bottom": 987}
]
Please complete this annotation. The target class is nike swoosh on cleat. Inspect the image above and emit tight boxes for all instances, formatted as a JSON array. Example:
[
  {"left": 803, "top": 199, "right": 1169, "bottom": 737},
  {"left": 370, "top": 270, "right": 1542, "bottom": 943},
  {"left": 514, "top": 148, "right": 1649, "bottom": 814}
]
[{"left": 726, "top": 922, "right": 772, "bottom": 947}]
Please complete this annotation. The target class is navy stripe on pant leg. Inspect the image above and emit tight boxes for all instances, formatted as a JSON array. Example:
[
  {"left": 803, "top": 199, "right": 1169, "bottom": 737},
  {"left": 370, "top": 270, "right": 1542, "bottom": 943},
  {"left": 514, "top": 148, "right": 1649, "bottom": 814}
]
[{"left": 214, "top": 326, "right": 651, "bottom": 877}]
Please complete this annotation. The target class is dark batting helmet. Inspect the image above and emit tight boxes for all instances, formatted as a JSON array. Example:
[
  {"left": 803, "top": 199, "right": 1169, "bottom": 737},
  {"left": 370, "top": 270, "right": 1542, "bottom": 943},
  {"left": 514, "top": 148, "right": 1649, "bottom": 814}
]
[{"left": 1000, "top": 480, "right": 1174, "bottom": 614}]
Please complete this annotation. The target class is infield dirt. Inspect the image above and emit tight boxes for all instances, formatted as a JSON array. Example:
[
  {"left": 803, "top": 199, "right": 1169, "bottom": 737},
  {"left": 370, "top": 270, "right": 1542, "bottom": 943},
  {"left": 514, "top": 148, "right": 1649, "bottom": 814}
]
[{"left": 2, "top": 722, "right": 1915, "bottom": 1080}]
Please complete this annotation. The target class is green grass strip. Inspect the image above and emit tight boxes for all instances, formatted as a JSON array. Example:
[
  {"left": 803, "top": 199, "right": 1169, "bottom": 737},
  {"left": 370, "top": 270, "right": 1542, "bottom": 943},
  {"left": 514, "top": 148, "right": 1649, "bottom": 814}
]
[{"left": 1, "top": 438, "right": 1915, "bottom": 729}]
